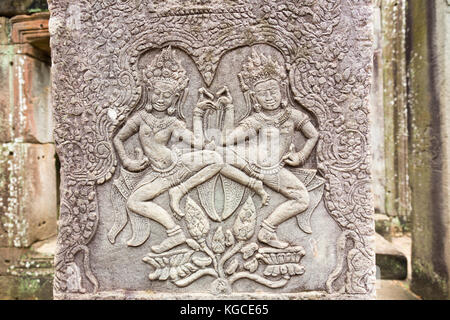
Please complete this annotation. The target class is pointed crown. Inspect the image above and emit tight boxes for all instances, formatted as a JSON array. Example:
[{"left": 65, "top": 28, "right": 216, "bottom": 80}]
[
  {"left": 142, "top": 47, "right": 189, "bottom": 93},
  {"left": 238, "top": 49, "right": 287, "bottom": 91}
]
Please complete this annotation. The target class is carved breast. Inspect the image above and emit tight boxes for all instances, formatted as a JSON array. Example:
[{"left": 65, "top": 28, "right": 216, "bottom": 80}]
[{"left": 138, "top": 125, "right": 175, "bottom": 169}]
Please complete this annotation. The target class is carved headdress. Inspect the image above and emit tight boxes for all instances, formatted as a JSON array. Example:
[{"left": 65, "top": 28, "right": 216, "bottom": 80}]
[
  {"left": 142, "top": 47, "right": 189, "bottom": 93},
  {"left": 238, "top": 49, "right": 287, "bottom": 91},
  {"left": 238, "top": 49, "right": 288, "bottom": 116}
]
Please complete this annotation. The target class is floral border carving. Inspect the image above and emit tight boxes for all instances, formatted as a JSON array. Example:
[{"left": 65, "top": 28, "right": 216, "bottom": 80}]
[{"left": 49, "top": 0, "right": 375, "bottom": 297}]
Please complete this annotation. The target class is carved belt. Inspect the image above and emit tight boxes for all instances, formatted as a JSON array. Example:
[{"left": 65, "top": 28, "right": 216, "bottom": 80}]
[
  {"left": 248, "top": 161, "right": 285, "bottom": 175},
  {"left": 150, "top": 148, "right": 183, "bottom": 176}
]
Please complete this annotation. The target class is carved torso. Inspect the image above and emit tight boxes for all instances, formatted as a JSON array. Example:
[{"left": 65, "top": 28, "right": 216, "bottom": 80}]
[
  {"left": 132, "top": 110, "right": 184, "bottom": 170},
  {"left": 239, "top": 107, "right": 309, "bottom": 167}
]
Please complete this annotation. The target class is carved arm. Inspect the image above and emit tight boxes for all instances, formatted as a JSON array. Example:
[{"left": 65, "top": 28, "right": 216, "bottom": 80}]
[
  {"left": 221, "top": 125, "right": 255, "bottom": 146},
  {"left": 284, "top": 121, "right": 319, "bottom": 166},
  {"left": 299, "top": 121, "right": 319, "bottom": 160},
  {"left": 113, "top": 121, "right": 148, "bottom": 172}
]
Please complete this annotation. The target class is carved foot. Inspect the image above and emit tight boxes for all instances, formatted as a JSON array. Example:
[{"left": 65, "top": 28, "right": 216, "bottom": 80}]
[
  {"left": 169, "top": 185, "right": 186, "bottom": 219},
  {"left": 257, "top": 223, "right": 289, "bottom": 249},
  {"left": 254, "top": 180, "right": 270, "bottom": 206},
  {"left": 151, "top": 228, "right": 186, "bottom": 253}
]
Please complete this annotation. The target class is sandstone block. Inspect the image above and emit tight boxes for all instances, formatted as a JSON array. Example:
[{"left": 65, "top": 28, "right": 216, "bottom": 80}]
[
  {"left": 0, "top": 143, "right": 57, "bottom": 248},
  {"left": 0, "top": 247, "right": 27, "bottom": 275},
  {"left": 12, "top": 53, "right": 52, "bottom": 143},
  {"left": 0, "top": 17, "right": 10, "bottom": 45},
  {"left": 375, "top": 233, "right": 407, "bottom": 280},
  {"left": 408, "top": 0, "right": 450, "bottom": 299},
  {"left": 0, "top": 49, "right": 13, "bottom": 143},
  {"left": 0, "top": 48, "right": 52, "bottom": 144}
]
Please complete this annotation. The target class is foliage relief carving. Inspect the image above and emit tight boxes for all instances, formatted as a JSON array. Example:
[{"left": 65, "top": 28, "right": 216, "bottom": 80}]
[{"left": 49, "top": 0, "right": 374, "bottom": 296}]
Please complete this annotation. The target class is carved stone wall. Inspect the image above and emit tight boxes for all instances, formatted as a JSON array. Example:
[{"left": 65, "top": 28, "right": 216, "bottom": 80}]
[
  {"left": 50, "top": 0, "right": 375, "bottom": 299},
  {"left": 0, "top": 12, "right": 55, "bottom": 300}
]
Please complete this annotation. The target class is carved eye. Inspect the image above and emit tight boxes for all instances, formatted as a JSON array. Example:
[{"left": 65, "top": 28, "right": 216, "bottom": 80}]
[{"left": 163, "top": 92, "right": 172, "bottom": 99}]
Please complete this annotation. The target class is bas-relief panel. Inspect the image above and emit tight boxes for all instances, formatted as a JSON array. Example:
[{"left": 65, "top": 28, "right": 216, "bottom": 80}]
[{"left": 49, "top": 0, "right": 375, "bottom": 299}]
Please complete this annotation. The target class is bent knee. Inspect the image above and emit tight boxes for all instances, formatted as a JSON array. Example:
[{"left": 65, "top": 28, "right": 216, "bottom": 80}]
[
  {"left": 202, "top": 150, "right": 223, "bottom": 165},
  {"left": 127, "top": 194, "right": 139, "bottom": 213},
  {"left": 287, "top": 187, "right": 309, "bottom": 210},
  {"left": 127, "top": 187, "right": 153, "bottom": 212}
]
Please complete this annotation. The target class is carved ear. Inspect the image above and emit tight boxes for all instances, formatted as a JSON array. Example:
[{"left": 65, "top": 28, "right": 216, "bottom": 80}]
[
  {"left": 249, "top": 90, "right": 256, "bottom": 103},
  {"left": 166, "top": 92, "right": 180, "bottom": 116},
  {"left": 249, "top": 92, "right": 261, "bottom": 112}
]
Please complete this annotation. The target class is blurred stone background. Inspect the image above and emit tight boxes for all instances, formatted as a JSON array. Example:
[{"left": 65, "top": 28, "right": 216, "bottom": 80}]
[{"left": 0, "top": 0, "right": 448, "bottom": 300}]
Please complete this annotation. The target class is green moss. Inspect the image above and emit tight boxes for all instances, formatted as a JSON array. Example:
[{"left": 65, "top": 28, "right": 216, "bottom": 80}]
[
  {"left": 376, "top": 254, "right": 407, "bottom": 280},
  {"left": 17, "top": 277, "right": 41, "bottom": 297},
  {"left": 28, "top": 8, "right": 44, "bottom": 13},
  {"left": 411, "top": 260, "right": 449, "bottom": 299}
]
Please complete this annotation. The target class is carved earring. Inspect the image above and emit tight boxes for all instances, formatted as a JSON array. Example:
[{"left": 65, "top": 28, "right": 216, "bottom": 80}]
[
  {"left": 249, "top": 92, "right": 261, "bottom": 112},
  {"left": 167, "top": 106, "right": 176, "bottom": 115},
  {"left": 281, "top": 99, "right": 288, "bottom": 108}
]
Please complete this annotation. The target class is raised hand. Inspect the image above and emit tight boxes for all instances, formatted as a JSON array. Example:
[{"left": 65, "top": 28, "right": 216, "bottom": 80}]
[
  {"left": 216, "top": 86, "right": 233, "bottom": 107},
  {"left": 196, "top": 99, "right": 218, "bottom": 111},
  {"left": 195, "top": 87, "right": 219, "bottom": 112}
]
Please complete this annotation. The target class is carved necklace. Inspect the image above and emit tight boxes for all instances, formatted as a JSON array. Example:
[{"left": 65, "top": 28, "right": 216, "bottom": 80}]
[
  {"left": 140, "top": 111, "right": 177, "bottom": 133},
  {"left": 254, "top": 107, "right": 292, "bottom": 128}
]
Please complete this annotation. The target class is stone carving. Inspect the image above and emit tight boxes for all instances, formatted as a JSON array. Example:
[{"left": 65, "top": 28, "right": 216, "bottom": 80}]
[
  {"left": 109, "top": 48, "right": 271, "bottom": 254},
  {"left": 50, "top": 0, "right": 374, "bottom": 299}
]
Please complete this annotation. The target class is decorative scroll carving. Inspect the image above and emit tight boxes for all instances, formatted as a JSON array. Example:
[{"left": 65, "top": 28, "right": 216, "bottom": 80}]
[{"left": 50, "top": 0, "right": 374, "bottom": 298}]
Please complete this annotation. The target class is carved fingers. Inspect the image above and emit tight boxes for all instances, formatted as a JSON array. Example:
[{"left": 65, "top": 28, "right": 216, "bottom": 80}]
[
  {"left": 216, "top": 86, "right": 233, "bottom": 107},
  {"left": 195, "top": 86, "right": 234, "bottom": 113},
  {"left": 195, "top": 100, "right": 219, "bottom": 112},
  {"left": 283, "top": 144, "right": 306, "bottom": 167},
  {"left": 123, "top": 157, "right": 149, "bottom": 172}
]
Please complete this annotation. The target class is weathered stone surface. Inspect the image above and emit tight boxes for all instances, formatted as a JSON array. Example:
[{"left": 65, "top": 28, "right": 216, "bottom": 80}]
[
  {"left": 12, "top": 54, "right": 52, "bottom": 143},
  {"left": 0, "top": 275, "right": 53, "bottom": 300},
  {"left": 10, "top": 12, "right": 50, "bottom": 56},
  {"left": 0, "top": 47, "right": 52, "bottom": 143},
  {"left": 0, "top": 46, "right": 13, "bottom": 143},
  {"left": 375, "top": 233, "right": 407, "bottom": 280},
  {"left": 381, "top": 0, "right": 409, "bottom": 223},
  {"left": 375, "top": 213, "right": 391, "bottom": 240},
  {"left": 0, "top": 244, "right": 54, "bottom": 300},
  {"left": 0, "top": 247, "right": 27, "bottom": 274},
  {"left": 0, "top": 0, "right": 48, "bottom": 18},
  {"left": 0, "top": 13, "right": 52, "bottom": 144},
  {"left": 0, "top": 143, "right": 57, "bottom": 248},
  {"left": 369, "top": 1, "right": 387, "bottom": 217},
  {"left": 50, "top": 0, "right": 375, "bottom": 299},
  {"left": 407, "top": 0, "right": 450, "bottom": 300},
  {"left": 0, "top": 17, "right": 10, "bottom": 45}
]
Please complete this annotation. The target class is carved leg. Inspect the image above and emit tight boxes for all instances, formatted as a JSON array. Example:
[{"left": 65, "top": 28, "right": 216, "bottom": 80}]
[
  {"left": 257, "top": 168, "right": 310, "bottom": 248},
  {"left": 151, "top": 225, "right": 186, "bottom": 253},
  {"left": 219, "top": 164, "right": 270, "bottom": 206},
  {"left": 168, "top": 163, "right": 224, "bottom": 217},
  {"left": 128, "top": 178, "right": 186, "bottom": 252}
]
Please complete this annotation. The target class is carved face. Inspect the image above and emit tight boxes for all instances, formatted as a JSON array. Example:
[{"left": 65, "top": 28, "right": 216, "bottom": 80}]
[
  {"left": 150, "top": 81, "right": 178, "bottom": 112},
  {"left": 253, "top": 79, "right": 282, "bottom": 111}
]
